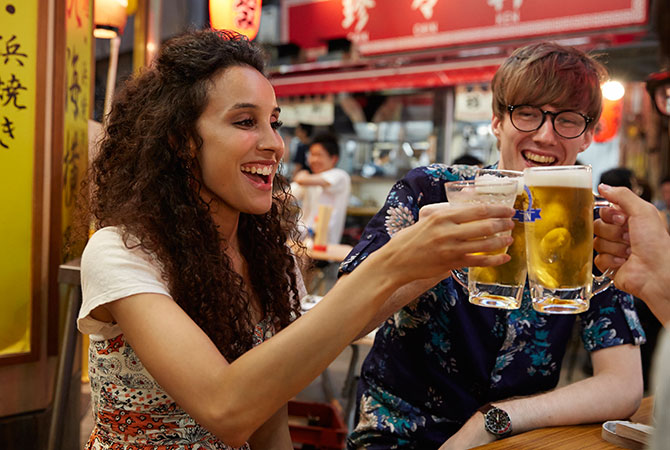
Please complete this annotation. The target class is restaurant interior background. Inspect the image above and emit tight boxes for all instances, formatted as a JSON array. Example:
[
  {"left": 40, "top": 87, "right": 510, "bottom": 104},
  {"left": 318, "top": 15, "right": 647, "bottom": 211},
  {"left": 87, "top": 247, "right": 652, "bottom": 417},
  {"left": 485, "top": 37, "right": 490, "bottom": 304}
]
[{"left": 0, "top": 0, "right": 668, "bottom": 448}]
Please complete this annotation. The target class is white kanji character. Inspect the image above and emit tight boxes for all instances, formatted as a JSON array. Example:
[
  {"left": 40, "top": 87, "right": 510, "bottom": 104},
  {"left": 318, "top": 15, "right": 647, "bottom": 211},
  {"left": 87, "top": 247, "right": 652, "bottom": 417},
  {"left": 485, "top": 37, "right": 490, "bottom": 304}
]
[
  {"left": 487, "top": 0, "right": 504, "bottom": 11},
  {"left": 341, "top": 0, "right": 376, "bottom": 32},
  {"left": 411, "top": 0, "right": 438, "bottom": 20}
]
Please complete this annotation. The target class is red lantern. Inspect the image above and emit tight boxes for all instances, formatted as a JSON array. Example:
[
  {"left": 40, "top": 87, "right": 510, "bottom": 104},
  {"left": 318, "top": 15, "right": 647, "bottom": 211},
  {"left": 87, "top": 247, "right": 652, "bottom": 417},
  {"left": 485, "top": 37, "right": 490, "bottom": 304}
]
[
  {"left": 594, "top": 98, "right": 623, "bottom": 143},
  {"left": 210, "top": 0, "right": 263, "bottom": 40}
]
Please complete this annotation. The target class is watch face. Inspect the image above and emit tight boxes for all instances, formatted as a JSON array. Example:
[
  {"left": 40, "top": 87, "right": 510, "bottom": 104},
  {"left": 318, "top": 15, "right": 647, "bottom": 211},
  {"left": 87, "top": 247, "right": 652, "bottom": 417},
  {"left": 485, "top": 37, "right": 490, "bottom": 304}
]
[{"left": 485, "top": 408, "right": 511, "bottom": 436}]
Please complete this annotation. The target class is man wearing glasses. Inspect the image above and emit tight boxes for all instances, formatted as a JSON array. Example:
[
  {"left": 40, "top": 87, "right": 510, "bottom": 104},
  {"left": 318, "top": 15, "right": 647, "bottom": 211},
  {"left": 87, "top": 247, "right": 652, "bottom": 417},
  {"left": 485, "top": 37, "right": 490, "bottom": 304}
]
[{"left": 340, "top": 41, "right": 645, "bottom": 449}]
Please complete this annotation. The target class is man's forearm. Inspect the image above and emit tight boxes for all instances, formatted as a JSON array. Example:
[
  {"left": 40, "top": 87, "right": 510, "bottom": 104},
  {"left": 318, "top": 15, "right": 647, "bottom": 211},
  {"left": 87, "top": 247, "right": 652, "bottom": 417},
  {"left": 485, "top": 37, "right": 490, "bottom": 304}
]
[
  {"left": 293, "top": 172, "right": 329, "bottom": 187},
  {"left": 441, "top": 344, "right": 643, "bottom": 449},
  {"left": 496, "top": 345, "right": 641, "bottom": 430}
]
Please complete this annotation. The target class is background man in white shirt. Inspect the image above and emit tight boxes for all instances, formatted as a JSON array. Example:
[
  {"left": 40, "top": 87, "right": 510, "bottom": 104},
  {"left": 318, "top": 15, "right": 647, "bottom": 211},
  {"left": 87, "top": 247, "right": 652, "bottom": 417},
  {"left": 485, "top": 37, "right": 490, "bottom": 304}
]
[{"left": 291, "top": 133, "right": 351, "bottom": 245}]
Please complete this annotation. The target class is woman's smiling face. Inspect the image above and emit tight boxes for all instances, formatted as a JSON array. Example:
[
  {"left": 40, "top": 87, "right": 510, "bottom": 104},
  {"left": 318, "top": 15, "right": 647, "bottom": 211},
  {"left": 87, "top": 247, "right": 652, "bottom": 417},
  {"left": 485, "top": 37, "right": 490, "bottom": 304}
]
[{"left": 194, "top": 65, "right": 284, "bottom": 222}]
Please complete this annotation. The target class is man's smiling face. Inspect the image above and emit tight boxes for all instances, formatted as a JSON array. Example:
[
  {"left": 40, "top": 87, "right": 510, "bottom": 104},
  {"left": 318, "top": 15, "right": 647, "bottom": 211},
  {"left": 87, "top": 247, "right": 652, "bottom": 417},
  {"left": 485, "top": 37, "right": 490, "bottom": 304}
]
[{"left": 492, "top": 104, "right": 594, "bottom": 171}]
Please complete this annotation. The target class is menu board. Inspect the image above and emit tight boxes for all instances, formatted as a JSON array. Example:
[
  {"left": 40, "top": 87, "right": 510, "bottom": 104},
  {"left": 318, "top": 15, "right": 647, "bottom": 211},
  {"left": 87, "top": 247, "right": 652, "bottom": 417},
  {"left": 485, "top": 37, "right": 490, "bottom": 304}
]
[
  {"left": 62, "top": 0, "right": 91, "bottom": 264},
  {"left": 0, "top": 1, "right": 38, "bottom": 357}
]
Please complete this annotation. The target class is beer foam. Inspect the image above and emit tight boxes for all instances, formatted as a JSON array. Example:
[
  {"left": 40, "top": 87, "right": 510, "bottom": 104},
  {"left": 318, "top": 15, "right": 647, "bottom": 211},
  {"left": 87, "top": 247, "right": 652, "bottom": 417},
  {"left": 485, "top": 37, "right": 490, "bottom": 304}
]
[
  {"left": 473, "top": 176, "right": 518, "bottom": 195},
  {"left": 523, "top": 167, "right": 591, "bottom": 188},
  {"left": 476, "top": 173, "right": 524, "bottom": 195}
]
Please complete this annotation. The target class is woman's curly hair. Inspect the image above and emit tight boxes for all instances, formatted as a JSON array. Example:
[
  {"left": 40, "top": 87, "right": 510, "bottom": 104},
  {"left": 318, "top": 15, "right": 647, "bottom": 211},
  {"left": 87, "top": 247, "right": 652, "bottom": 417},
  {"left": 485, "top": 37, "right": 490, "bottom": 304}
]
[{"left": 84, "top": 29, "right": 302, "bottom": 361}]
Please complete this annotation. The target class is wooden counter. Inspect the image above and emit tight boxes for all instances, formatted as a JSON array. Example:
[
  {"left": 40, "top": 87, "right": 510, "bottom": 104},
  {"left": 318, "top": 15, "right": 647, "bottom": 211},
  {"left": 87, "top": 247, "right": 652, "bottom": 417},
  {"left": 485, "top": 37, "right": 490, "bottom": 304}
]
[{"left": 476, "top": 396, "right": 653, "bottom": 449}]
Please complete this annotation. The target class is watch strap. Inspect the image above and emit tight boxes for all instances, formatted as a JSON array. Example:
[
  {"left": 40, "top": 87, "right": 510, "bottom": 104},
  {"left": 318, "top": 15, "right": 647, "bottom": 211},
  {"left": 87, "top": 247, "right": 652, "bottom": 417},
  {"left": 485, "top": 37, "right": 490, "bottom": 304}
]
[{"left": 477, "top": 402, "right": 496, "bottom": 415}]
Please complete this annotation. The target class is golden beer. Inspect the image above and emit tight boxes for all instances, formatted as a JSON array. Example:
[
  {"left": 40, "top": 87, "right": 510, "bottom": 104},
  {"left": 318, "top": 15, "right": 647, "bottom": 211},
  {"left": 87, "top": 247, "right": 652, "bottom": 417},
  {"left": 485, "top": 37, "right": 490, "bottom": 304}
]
[
  {"left": 524, "top": 166, "right": 595, "bottom": 313},
  {"left": 447, "top": 170, "right": 527, "bottom": 310},
  {"left": 468, "top": 193, "right": 527, "bottom": 309}
]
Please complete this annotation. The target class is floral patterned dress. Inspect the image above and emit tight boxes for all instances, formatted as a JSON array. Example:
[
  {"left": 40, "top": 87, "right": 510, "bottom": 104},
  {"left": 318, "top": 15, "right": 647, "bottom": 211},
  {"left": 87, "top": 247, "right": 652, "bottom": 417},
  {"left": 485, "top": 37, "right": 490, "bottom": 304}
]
[
  {"left": 85, "top": 318, "right": 276, "bottom": 450},
  {"left": 340, "top": 163, "right": 646, "bottom": 449}
]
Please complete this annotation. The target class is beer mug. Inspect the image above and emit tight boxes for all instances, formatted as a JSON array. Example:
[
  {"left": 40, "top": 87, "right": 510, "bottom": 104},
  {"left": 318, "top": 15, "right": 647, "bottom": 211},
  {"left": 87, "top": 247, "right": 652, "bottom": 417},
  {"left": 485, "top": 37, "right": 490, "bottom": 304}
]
[
  {"left": 523, "top": 165, "right": 612, "bottom": 314},
  {"left": 445, "top": 177, "right": 521, "bottom": 309}
]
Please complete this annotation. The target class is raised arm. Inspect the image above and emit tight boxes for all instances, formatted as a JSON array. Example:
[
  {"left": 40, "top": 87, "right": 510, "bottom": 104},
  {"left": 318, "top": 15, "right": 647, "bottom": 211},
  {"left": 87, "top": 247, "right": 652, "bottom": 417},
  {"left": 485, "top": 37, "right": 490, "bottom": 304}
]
[
  {"left": 293, "top": 169, "right": 331, "bottom": 187},
  {"left": 594, "top": 183, "right": 670, "bottom": 324},
  {"left": 345, "top": 201, "right": 511, "bottom": 339},
  {"left": 100, "top": 202, "right": 515, "bottom": 447}
]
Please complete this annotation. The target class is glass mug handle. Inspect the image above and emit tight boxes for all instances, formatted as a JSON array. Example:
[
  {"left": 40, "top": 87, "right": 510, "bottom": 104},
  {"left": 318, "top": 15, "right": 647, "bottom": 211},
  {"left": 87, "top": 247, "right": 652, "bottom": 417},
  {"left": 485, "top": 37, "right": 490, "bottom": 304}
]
[
  {"left": 594, "top": 192, "right": 613, "bottom": 209},
  {"left": 450, "top": 268, "right": 468, "bottom": 288},
  {"left": 593, "top": 267, "right": 615, "bottom": 295}
]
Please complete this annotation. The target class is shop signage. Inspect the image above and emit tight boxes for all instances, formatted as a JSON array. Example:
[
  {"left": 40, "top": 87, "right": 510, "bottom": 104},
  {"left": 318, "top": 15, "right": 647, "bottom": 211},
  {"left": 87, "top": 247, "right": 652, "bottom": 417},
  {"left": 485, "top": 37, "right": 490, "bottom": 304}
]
[
  {"left": 278, "top": 97, "right": 335, "bottom": 126},
  {"left": 210, "top": 0, "right": 263, "bottom": 40},
  {"left": 282, "top": 0, "right": 648, "bottom": 55},
  {"left": 0, "top": 0, "right": 38, "bottom": 358},
  {"left": 454, "top": 85, "right": 493, "bottom": 122},
  {"left": 62, "top": 0, "right": 92, "bottom": 264}
]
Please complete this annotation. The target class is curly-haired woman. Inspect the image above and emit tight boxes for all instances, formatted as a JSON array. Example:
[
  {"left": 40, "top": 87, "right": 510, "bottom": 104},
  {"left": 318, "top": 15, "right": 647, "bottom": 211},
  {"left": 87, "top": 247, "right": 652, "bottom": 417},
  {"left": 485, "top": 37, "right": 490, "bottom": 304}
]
[{"left": 77, "top": 29, "right": 515, "bottom": 449}]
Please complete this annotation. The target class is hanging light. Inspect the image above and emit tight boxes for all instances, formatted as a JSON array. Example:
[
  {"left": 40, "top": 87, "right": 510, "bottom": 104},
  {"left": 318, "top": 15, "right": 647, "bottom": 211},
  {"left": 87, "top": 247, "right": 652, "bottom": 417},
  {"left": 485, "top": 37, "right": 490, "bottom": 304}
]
[
  {"left": 94, "top": 0, "right": 129, "bottom": 39},
  {"left": 602, "top": 80, "right": 625, "bottom": 101},
  {"left": 210, "top": 0, "right": 263, "bottom": 40}
]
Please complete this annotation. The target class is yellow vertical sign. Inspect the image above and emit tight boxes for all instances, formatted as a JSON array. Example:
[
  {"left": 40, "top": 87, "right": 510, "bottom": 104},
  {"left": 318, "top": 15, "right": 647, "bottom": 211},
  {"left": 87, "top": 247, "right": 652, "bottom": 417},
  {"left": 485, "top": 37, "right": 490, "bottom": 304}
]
[
  {"left": 0, "top": 1, "right": 38, "bottom": 355},
  {"left": 62, "top": 0, "right": 92, "bottom": 263}
]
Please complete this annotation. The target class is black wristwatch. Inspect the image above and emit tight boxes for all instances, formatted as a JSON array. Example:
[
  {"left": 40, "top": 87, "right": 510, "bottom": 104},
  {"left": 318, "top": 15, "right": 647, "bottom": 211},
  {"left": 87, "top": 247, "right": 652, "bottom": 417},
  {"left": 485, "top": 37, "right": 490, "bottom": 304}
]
[{"left": 477, "top": 402, "right": 512, "bottom": 439}]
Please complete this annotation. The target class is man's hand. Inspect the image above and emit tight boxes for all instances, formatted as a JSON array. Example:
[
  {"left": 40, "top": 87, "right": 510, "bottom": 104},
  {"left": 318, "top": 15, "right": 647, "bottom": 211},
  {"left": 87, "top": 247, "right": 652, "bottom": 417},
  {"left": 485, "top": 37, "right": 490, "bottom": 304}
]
[
  {"left": 292, "top": 170, "right": 311, "bottom": 184},
  {"left": 594, "top": 184, "right": 670, "bottom": 324},
  {"left": 438, "top": 413, "right": 495, "bottom": 450}
]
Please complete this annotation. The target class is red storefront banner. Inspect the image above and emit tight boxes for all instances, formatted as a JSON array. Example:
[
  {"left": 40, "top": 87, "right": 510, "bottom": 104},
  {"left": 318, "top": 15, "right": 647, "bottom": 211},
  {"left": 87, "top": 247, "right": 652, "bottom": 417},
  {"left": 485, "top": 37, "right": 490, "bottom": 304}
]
[
  {"left": 271, "top": 58, "right": 501, "bottom": 97},
  {"left": 281, "top": 0, "right": 648, "bottom": 55}
]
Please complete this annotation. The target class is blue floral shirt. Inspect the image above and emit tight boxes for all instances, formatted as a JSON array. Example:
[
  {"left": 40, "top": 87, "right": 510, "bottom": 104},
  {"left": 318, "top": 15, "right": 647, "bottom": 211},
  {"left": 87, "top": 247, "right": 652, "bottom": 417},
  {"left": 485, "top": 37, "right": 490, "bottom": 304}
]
[{"left": 340, "top": 164, "right": 645, "bottom": 449}]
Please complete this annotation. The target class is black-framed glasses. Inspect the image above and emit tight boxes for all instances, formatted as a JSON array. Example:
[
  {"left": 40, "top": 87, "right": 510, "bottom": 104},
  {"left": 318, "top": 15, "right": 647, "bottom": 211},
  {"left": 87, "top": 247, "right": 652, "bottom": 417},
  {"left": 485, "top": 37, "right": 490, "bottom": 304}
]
[
  {"left": 507, "top": 105, "right": 593, "bottom": 139},
  {"left": 646, "top": 71, "right": 670, "bottom": 117}
]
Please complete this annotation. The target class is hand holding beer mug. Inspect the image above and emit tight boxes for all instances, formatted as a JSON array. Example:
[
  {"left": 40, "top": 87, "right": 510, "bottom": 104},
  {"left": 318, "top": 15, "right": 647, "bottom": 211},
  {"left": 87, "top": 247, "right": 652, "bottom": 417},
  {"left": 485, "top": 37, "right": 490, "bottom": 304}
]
[
  {"left": 523, "top": 165, "right": 612, "bottom": 314},
  {"left": 446, "top": 176, "right": 523, "bottom": 309}
]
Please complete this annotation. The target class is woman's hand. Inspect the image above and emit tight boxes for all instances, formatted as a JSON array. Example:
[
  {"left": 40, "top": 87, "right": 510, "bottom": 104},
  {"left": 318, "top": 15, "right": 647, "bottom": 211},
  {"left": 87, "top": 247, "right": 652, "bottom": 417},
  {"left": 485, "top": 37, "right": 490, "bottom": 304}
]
[{"left": 375, "top": 202, "right": 515, "bottom": 286}]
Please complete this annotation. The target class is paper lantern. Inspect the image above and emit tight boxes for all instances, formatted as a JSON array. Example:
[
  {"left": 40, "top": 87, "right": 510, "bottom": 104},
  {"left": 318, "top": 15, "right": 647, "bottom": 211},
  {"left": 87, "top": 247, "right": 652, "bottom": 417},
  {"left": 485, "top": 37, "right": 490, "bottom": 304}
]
[
  {"left": 594, "top": 97, "right": 623, "bottom": 143},
  {"left": 93, "top": 0, "right": 129, "bottom": 39},
  {"left": 210, "top": 0, "right": 263, "bottom": 40}
]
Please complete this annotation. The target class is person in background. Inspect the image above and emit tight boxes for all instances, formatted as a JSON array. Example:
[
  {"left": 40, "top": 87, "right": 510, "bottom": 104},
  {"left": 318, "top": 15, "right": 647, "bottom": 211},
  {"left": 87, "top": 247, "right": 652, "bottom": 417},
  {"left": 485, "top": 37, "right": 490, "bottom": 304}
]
[
  {"left": 599, "top": 168, "right": 662, "bottom": 392},
  {"left": 339, "top": 41, "right": 644, "bottom": 449},
  {"left": 599, "top": 167, "right": 638, "bottom": 193},
  {"left": 291, "top": 133, "right": 352, "bottom": 246},
  {"left": 637, "top": 178, "right": 654, "bottom": 202},
  {"left": 291, "top": 122, "right": 313, "bottom": 177},
  {"left": 77, "top": 29, "right": 518, "bottom": 449}
]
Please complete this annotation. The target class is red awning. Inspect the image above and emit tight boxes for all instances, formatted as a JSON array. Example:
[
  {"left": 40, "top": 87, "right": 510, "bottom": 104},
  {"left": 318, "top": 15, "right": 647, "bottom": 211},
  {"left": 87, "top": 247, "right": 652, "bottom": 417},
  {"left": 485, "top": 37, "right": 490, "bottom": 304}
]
[{"left": 270, "top": 57, "right": 503, "bottom": 97}]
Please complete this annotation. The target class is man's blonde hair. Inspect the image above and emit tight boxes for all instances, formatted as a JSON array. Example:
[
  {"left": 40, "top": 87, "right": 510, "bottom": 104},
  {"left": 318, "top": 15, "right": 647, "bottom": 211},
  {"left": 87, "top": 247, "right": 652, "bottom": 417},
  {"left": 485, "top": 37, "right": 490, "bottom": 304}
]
[{"left": 492, "top": 42, "right": 608, "bottom": 127}]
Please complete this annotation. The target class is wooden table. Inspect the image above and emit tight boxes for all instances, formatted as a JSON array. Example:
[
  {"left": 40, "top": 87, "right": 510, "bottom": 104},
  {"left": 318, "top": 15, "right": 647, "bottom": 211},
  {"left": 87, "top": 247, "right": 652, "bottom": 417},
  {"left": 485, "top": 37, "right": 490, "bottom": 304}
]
[
  {"left": 476, "top": 396, "right": 653, "bottom": 449},
  {"left": 346, "top": 206, "right": 380, "bottom": 217},
  {"left": 289, "top": 240, "right": 353, "bottom": 263},
  {"left": 306, "top": 243, "right": 353, "bottom": 262}
]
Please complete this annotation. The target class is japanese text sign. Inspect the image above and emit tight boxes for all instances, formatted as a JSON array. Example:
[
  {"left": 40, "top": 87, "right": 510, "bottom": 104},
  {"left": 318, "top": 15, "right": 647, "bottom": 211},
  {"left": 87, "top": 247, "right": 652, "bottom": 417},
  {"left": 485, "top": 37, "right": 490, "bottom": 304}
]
[
  {"left": 282, "top": 0, "right": 647, "bottom": 55},
  {"left": 0, "top": 0, "right": 37, "bottom": 356}
]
